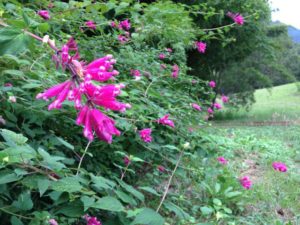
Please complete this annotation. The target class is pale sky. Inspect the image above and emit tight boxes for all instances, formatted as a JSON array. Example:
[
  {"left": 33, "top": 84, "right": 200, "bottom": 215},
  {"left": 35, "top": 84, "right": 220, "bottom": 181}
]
[{"left": 271, "top": 0, "right": 300, "bottom": 29}]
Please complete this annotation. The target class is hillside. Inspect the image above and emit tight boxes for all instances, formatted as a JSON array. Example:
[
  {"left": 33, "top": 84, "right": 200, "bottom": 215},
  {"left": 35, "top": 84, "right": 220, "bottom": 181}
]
[{"left": 288, "top": 26, "right": 300, "bottom": 43}]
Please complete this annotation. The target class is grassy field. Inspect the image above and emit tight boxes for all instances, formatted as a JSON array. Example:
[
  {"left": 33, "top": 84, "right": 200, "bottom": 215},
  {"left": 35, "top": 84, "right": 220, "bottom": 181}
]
[
  {"left": 215, "top": 82, "right": 300, "bottom": 122},
  {"left": 208, "top": 83, "right": 300, "bottom": 224}
]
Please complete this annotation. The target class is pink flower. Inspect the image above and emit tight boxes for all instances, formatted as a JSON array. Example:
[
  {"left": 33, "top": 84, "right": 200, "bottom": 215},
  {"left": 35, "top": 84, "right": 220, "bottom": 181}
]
[
  {"left": 157, "top": 165, "right": 165, "bottom": 173},
  {"left": 213, "top": 103, "right": 222, "bottom": 110},
  {"left": 49, "top": 219, "right": 58, "bottom": 225},
  {"left": 156, "top": 114, "right": 175, "bottom": 128},
  {"left": 207, "top": 107, "right": 214, "bottom": 114},
  {"left": 124, "top": 156, "right": 131, "bottom": 166},
  {"left": 227, "top": 12, "right": 244, "bottom": 25},
  {"left": 221, "top": 95, "right": 229, "bottom": 103},
  {"left": 239, "top": 176, "right": 252, "bottom": 189},
  {"left": 192, "top": 103, "right": 202, "bottom": 111},
  {"left": 84, "top": 215, "right": 102, "bottom": 225},
  {"left": 77, "top": 107, "right": 121, "bottom": 143},
  {"left": 111, "top": 21, "right": 117, "bottom": 28},
  {"left": 272, "top": 162, "right": 287, "bottom": 172},
  {"left": 172, "top": 64, "right": 179, "bottom": 78},
  {"left": 159, "top": 53, "right": 165, "bottom": 60},
  {"left": 84, "top": 83, "right": 130, "bottom": 112},
  {"left": 118, "top": 35, "right": 129, "bottom": 44},
  {"left": 195, "top": 41, "right": 206, "bottom": 53},
  {"left": 217, "top": 157, "right": 228, "bottom": 165},
  {"left": 37, "top": 10, "right": 50, "bottom": 20},
  {"left": 83, "top": 55, "right": 119, "bottom": 82},
  {"left": 4, "top": 83, "right": 12, "bottom": 87},
  {"left": 118, "top": 19, "right": 131, "bottom": 30},
  {"left": 130, "top": 69, "right": 141, "bottom": 80},
  {"left": 85, "top": 20, "right": 96, "bottom": 30},
  {"left": 8, "top": 96, "right": 17, "bottom": 103},
  {"left": 166, "top": 48, "right": 172, "bottom": 53},
  {"left": 61, "top": 45, "right": 69, "bottom": 65},
  {"left": 36, "top": 80, "right": 73, "bottom": 110},
  {"left": 209, "top": 81, "right": 216, "bottom": 88},
  {"left": 139, "top": 128, "right": 152, "bottom": 143}
]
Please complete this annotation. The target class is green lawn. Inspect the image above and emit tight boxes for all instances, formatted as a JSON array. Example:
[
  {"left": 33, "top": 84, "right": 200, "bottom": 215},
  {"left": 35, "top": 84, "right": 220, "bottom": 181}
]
[{"left": 215, "top": 82, "right": 300, "bottom": 122}]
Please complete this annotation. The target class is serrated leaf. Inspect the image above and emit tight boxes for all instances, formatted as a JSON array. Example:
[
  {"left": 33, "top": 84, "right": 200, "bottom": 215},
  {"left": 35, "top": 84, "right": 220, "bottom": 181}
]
[
  {"left": 138, "top": 186, "right": 160, "bottom": 196},
  {"left": 93, "top": 196, "right": 124, "bottom": 212},
  {"left": 118, "top": 179, "right": 144, "bottom": 202},
  {"left": 91, "top": 174, "right": 116, "bottom": 190},
  {"left": 0, "top": 129, "right": 28, "bottom": 146},
  {"left": 0, "top": 145, "right": 36, "bottom": 164},
  {"left": 81, "top": 196, "right": 96, "bottom": 211},
  {"left": 164, "top": 202, "right": 190, "bottom": 220},
  {"left": 131, "top": 208, "right": 164, "bottom": 225},
  {"left": 115, "top": 190, "right": 137, "bottom": 206},
  {"left": 0, "top": 170, "right": 21, "bottom": 184}
]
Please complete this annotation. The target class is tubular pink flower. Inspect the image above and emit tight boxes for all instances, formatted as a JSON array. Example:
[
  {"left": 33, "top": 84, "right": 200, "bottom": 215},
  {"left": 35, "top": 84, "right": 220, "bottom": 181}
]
[
  {"left": 240, "top": 176, "right": 252, "bottom": 189},
  {"left": 227, "top": 12, "right": 244, "bottom": 25},
  {"left": 118, "top": 35, "right": 129, "bottom": 44},
  {"left": 217, "top": 157, "right": 228, "bottom": 165},
  {"left": 37, "top": 10, "right": 50, "bottom": 20},
  {"left": 111, "top": 21, "right": 117, "bottom": 28},
  {"left": 118, "top": 19, "right": 131, "bottom": 30},
  {"left": 272, "top": 162, "right": 287, "bottom": 172},
  {"left": 36, "top": 80, "right": 72, "bottom": 101},
  {"left": 213, "top": 103, "right": 222, "bottom": 110},
  {"left": 61, "top": 45, "right": 69, "bottom": 65},
  {"left": 47, "top": 81, "right": 73, "bottom": 110},
  {"left": 156, "top": 114, "right": 175, "bottom": 128},
  {"left": 83, "top": 109, "right": 94, "bottom": 141},
  {"left": 124, "top": 156, "right": 131, "bottom": 166},
  {"left": 85, "top": 20, "right": 96, "bottom": 30},
  {"left": 172, "top": 64, "right": 179, "bottom": 78},
  {"left": 159, "top": 53, "right": 166, "bottom": 60},
  {"left": 90, "top": 109, "right": 121, "bottom": 143},
  {"left": 157, "top": 165, "right": 165, "bottom": 173},
  {"left": 76, "top": 105, "right": 89, "bottom": 125},
  {"left": 209, "top": 81, "right": 216, "bottom": 88},
  {"left": 195, "top": 41, "right": 206, "bottom": 53},
  {"left": 139, "top": 128, "right": 152, "bottom": 143},
  {"left": 83, "top": 55, "right": 119, "bottom": 82},
  {"left": 207, "top": 107, "right": 214, "bottom": 114},
  {"left": 221, "top": 95, "right": 229, "bottom": 103},
  {"left": 84, "top": 83, "right": 129, "bottom": 112},
  {"left": 192, "top": 103, "right": 202, "bottom": 111}
]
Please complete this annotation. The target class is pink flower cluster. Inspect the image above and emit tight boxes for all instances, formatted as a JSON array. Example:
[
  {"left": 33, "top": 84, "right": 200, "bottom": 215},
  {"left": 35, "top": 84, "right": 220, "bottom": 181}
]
[
  {"left": 124, "top": 156, "right": 131, "bottom": 166},
  {"left": 272, "top": 162, "right": 287, "bottom": 172},
  {"left": 209, "top": 80, "right": 216, "bottom": 88},
  {"left": 130, "top": 69, "right": 141, "bottom": 80},
  {"left": 85, "top": 20, "right": 96, "bottom": 30},
  {"left": 221, "top": 95, "right": 229, "bottom": 103},
  {"left": 139, "top": 128, "right": 152, "bottom": 142},
  {"left": 37, "top": 10, "right": 50, "bottom": 20},
  {"left": 171, "top": 64, "right": 179, "bottom": 78},
  {"left": 84, "top": 215, "right": 102, "bottom": 225},
  {"left": 227, "top": 12, "right": 244, "bottom": 25},
  {"left": 239, "top": 176, "right": 252, "bottom": 189},
  {"left": 49, "top": 219, "right": 58, "bottom": 225},
  {"left": 195, "top": 41, "right": 206, "bottom": 53},
  {"left": 217, "top": 157, "right": 228, "bottom": 165},
  {"left": 156, "top": 114, "right": 175, "bottom": 128},
  {"left": 37, "top": 38, "right": 130, "bottom": 143},
  {"left": 111, "top": 19, "right": 131, "bottom": 44},
  {"left": 192, "top": 103, "right": 202, "bottom": 111}
]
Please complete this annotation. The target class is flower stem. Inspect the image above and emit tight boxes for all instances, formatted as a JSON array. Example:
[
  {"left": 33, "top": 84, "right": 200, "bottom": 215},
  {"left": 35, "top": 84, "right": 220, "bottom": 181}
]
[
  {"left": 76, "top": 140, "right": 92, "bottom": 175},
  {"left": 156, "top": 148, "right": 184, "bottom": 213}
]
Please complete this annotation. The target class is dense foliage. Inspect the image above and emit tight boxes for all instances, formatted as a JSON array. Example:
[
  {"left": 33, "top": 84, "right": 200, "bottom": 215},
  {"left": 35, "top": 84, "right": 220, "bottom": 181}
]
[{"left": 0, "top": 1, "right": 297, "bottom": 225}]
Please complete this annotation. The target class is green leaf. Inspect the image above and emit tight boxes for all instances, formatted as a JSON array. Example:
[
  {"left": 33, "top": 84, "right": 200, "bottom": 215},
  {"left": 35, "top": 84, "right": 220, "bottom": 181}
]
[
  {"left": 91, "top": 174, "right": 116, "bottom": 190},
  {"left": 51, "top": 177, "right": 82, "bottom": 193},
  {"left": 0, "top": 129, "right": 28, "bottom": 146},
  {"left": 81, "top": 196, "right": 96, "bottom": 211},
  {"left": 138, "top": 186, "right": 160, "bottom": 196},
  {"left": 56, "top": 201, "right": 83, "bottom": 217},
  {"left": 56, "top": 137, "right": 74, "bottom": 150},
  {"left": 0, "top": 146, "right": 36, "bottom": 164},
  {"left": 131, "top": 208, "right": 164, "bottom": 225},
  {"left": 115, "top": 190, "right": 137, "bottom": 206},
  {"left": 38, "top": 179, "right": 50, "bottom": 197},
  {"left": 215, "top": 183, "right": 221, "bottom": 193},
  {"left": 200, "top": 206, "right": 214, "bottom": 215},
  {"left": 11, "top": 216, "right": 24, "bottom": 225},
  {"left": 93, "top": 196, "right": 124, "bottom": 212},
  {"left": 225, "top": 191, "right": 242, "bottom": 198},
  {"left": 37, "top": 23, "right": 50, "bottom": 33},
  {"left": 0, "top": 27, "right": 30, "bottom": 55},
  {"left": 164, "top": 202, "right": 190, "bottom": 220},
  {"left": 12, "top": 192, "right": 33, "bottom": 211},
  {"left": 118, "top": 179, "right": 144, "bottom": 202},
  {"left": 213, "top": 198, "right": 222, "bottom": 206},
  {"left": 0, "top": 170, "right": 21, "bottom": 184}
]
